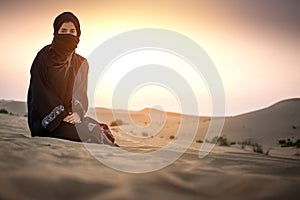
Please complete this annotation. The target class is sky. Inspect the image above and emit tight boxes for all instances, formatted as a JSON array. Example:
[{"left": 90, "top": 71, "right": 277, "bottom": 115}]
[{"left": 0, "top": 0, "right": 299, "bottom": 116}]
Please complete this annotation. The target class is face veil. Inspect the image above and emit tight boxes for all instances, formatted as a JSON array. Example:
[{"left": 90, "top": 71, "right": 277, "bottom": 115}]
[{"left": 51, "top": 34, "right": 80, "bottom": 57}]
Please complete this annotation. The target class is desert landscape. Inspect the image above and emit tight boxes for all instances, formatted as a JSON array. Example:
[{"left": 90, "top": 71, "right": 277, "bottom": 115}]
[{"left": 0, "top": 99, "right": 299, "bottom": 199}]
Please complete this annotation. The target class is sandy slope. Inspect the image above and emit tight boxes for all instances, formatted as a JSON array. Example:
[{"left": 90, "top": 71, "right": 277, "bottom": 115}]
[
  {"left": 222, "top": 99, "right": 300, "bottom": 148},
  {"left": 0, "top": 100, "right": 27, "bottom": 116},
  {"left": 0, "top": 99, "right": 300, "bottom": 199},
  {"left": 91, "top": 99, "right": 300, "bottom": 157}
]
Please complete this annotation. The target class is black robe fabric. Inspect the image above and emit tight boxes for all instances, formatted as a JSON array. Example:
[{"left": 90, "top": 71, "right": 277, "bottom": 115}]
[{"left": 27, "top": 44, "right": 88, "bottom": 137}]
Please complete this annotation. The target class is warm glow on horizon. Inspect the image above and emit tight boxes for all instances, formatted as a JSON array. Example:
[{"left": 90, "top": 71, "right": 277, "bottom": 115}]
[{"left": 92, "top": 49, "right": 212, "bottom": 116}]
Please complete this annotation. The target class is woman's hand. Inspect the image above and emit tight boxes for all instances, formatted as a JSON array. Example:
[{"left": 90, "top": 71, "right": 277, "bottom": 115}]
[{"left": 63, "top": 112, "right": 81, "bottom": 124}]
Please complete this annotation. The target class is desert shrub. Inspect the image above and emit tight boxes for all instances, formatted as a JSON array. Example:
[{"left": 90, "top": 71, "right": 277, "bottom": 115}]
[
  {"left": 278, "top": 138, "right": 300, "bottom": 148},
  {"left": 295, "top": 139, "right": 300, "bottom": 147},
  {"left": 196, "top": 139, "right": 203, "bottom": 143},
  {"left": 217, "top": 136, "right": 230, "bottom": 146},
  {"left": 142, "top": 132, "right": 148, "bottom": 137},
  {"left": 169, "top": 135, "right": 175, "bottom": 140},
  {"left": 242, "top": 139, "right": 256, "bottom": 146},
  {"left": 278, "top": 139, "right": 286, "bottom": 145},
  {"left": 253, "top": 143, "right": 263, "bottom": 154},
  {"left": 0, "top": 108, "right": 8, "bottom": 114},
  {"left": 110, "top": 119, "right": 123, "bottom": 126},
  {"left": 239, "top": 139, "right": 261, "bottom": 150},
  {"left": 208, "top": 136, "right": 232, "bottom": 146},
  {"left": 230, "top": 141, "right": 236, "bottom": 145},
  {"left": 286, "top": 138, "right": 293, "bottom": 147}
]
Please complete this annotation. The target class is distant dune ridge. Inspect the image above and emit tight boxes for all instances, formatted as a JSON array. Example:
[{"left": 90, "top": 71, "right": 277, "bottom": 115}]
[
  {"left": 223, "top": 98, "right": 300, "bottom": 147},
  {"left": 0, "top": 100, "right": 27, "bottom": 116},
  {"left": 0, "top": 99, "right": 299, "bottom": 199}
]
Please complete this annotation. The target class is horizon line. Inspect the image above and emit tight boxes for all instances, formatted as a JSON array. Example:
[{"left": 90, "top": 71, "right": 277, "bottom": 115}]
[{"left": 1, "top": 97, "right": 299, "bottom": 117}]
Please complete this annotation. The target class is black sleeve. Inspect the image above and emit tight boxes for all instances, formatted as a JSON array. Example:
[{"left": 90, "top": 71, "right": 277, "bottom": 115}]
[
  {"left": 72, "top": 59, "right": 89, "bottom": 120},
  {"left": 29, "top": 53, "right": 68, "bottom": 131}
]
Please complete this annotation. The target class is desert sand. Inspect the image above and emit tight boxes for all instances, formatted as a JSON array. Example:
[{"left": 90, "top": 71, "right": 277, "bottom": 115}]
[{"left": 0, "top": 99, "right": 299, "bottom": 199}]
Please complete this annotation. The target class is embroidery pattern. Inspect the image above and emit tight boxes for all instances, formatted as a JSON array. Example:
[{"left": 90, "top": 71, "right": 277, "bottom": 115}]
[{"left": 42, "top": 105, "right": 65, "bottom": 128}]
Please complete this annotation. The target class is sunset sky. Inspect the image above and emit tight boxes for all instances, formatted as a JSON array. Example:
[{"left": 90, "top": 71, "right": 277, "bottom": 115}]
[{"left": 0, "top": 0, "right": 299, "bottom": 116}]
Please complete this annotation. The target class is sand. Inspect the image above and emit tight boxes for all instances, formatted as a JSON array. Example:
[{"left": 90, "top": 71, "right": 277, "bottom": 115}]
[{"left": 0, "top": 99, "right": 300, "bottom": 199}]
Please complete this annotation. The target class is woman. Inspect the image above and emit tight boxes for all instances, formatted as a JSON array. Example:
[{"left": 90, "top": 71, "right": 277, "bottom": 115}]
[{"left": 27, "top": 12, "right": 117, "bottom": 146}]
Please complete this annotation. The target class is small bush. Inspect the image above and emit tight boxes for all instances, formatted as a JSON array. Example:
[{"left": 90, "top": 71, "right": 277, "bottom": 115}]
[
  {"left": 196, "top": 139, "right": 203, "bottom": 143},
  {"left": 286, "top": 138, "right": 293, "bottom": 147},
  {"left": 295, "top": 139, "right": 300, "bottom": 147},
  {"left": 279, "top": 138, "right": 300, "bottom": 147},
  {"left": 253, "top": 143, "right": 263, "bottom": 154},
  {"left": 240, "top": 138, "right": 256, "bottom": 146},
  {"left": 169, "top": 135, "right": 175, "bottom": 140},
  {"left": 0, "top": 108, "right": 8, "bottom": 114},
  {"left": 278, "top": 139, "right": 286, "bottom": 145},
  {"left": 208, "top": 136, "right": 232, "bottom": 146},
  {"left": 142, "top": 132, "right": 148, "bottom": 137},
  {"left": 110, "top": 119, "right": 123, "bottom": 126},
  {"left": 217, "top": 136, "right": 230, "bottom": 146}
]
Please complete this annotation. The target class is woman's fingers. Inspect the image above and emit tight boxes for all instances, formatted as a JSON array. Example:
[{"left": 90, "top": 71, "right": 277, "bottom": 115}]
[
  {"left": 63, "top": 113, "right": 81, "bottom": 124},
  {"left": 72, "top": 113, "right": 81, "bottom": 123},
  {"left": 63, "top": 115, "right": 74, "bottom": 124}
]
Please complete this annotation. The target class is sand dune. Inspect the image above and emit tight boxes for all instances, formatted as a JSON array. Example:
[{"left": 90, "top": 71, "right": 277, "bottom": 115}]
[
  {"left": 0, "top": 100, "right": 27, "bottom": 116},
  {"left": 89, "top": 99, "right": 300, "bottom": 156},
  {"left": 222, "top": 98, "right": 300, "bottom": 148},
  {"left": 0, "top": 99, "right": 300, "bottom": 199}
]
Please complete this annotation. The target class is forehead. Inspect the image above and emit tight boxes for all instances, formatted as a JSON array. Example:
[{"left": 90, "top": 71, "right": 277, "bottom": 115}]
[{"left": 59, "top": 22, "right": 76, "bottom": 29}]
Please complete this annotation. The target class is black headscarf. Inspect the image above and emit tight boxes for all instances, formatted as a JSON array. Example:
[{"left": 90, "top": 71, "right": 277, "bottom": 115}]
[
  {"left": 50, "top": 12, "right": 81, "bottom": 63},
  {"left": 53, "top": 11, "right": 81, "bottom": 37}
]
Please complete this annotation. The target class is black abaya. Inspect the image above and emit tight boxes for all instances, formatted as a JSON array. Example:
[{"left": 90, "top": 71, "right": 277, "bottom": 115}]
[{"left": 27, "top": 45, "right": 116, "bottom": 146}]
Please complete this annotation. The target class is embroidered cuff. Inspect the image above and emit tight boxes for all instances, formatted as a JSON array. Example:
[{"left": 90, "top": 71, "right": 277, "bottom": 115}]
[{"left": 42, "top": 105, "right": 65, "bottom": 128}]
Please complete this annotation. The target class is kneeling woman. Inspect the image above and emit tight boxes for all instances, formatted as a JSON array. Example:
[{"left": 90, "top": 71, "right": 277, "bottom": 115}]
[{"left": 27, "top": 12, "right": 117, "bottom": 146}]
